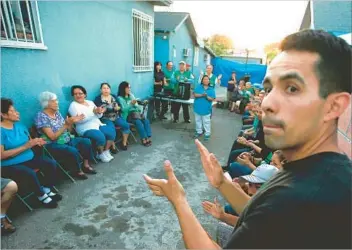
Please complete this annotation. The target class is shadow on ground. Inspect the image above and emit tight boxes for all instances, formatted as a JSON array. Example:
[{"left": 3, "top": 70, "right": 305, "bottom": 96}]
[{"left": 2, "top": 107, "right": 242, "bottom": 249}]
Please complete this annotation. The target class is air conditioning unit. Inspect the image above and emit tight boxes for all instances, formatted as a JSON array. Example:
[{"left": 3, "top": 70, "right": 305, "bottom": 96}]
[
  {"left": 183, "top": 48, "right": 191, "bottom": 57},
  {"left": 204, "top": 54, "right": 210, "bottom": 61}
]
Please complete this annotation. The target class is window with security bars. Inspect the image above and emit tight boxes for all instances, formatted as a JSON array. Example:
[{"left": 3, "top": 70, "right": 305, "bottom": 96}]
[
  {"left": 1, "top": 0, "right": 45, "bottom": 49},
  {"left": 132, "top": 9, "right": 153, "bottom": 72}
]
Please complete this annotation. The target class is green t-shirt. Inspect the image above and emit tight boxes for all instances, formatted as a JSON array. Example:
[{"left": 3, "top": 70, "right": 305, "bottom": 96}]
[{"left": 163, "top": 69, "right": 174, "bottom": 90}]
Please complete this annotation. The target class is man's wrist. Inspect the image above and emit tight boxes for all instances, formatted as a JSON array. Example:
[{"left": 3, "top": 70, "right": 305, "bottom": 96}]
[{"left": 172, "top": 196, "right": 189, "bottom": 210}]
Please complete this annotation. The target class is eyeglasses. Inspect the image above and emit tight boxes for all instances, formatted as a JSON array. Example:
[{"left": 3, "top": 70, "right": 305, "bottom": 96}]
[{"left": 74, "top": 92, "right": 84, "bottom": 96}]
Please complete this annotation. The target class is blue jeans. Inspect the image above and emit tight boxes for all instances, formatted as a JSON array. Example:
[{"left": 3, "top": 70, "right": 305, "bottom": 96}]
[
  {"left": 45, "top": 137, "right": 94, "bottom": 171},
  {"left": 114, "top": 117, "right": 130, "bottom": 134},
  {"left": 1, "top": 156, "right": 57, "bottom": 196},
  {"left": 132, "top": 118, "right": 152, "bottom": 139},
  {"left": 83, "top": 122, "right": 116, "bottom": 147},
  {"left": 228, "top": 162, "right": 253, "bottom": 179}
]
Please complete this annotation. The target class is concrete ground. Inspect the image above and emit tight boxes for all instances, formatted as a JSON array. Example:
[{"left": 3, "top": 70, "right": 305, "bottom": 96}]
[{"left": 2, "top": 88, "right": 242, "bottom": 249}]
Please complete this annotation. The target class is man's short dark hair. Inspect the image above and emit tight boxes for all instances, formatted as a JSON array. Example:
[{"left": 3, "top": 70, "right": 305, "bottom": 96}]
[
  {"left": 71, "top": 85, "right": 87, "bottom": 96},
  {"left": 280, "top": 29, "right": 352, "bottom": 98},
  {"left": 1, "top": 98, "right": 13, "bottom": 114}
]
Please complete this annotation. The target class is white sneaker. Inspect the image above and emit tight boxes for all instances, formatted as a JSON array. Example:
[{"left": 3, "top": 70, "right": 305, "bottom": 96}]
[
  {"left": 103, "top": 150, "right": 114, "bottom": 161},
  {"left": 98, "top": 152, "right": 111, "bottom": 163}
]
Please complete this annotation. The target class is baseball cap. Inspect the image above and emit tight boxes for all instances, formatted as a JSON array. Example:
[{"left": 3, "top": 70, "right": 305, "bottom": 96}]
[
  {"left": 240, "top": 164, "right": 278, "bottom": 184},
  {"left": 179, "top": 60, "right": 186, "bottom": 65}
]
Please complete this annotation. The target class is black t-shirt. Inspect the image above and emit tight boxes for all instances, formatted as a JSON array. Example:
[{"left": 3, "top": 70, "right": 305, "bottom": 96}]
[
  {"left": 225, "top": 152, "right": 352, "bottom": 249},
  {"left": 254, "top": 121, "right": 271, "bottom": 159},
  {"left": 227, "top": 78, "right": 236, "bottom": 92},
  {"left": 154, "top": 71, "right": 165, "bottom": 93}
]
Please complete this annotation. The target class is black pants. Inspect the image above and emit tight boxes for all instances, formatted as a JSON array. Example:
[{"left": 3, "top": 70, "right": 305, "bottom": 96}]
[
  {"left": 153, "top": 94, "right": 168, "bottom": 117},
  {"left": 173, "top": 102, "right": 190, "bottom": 121}
]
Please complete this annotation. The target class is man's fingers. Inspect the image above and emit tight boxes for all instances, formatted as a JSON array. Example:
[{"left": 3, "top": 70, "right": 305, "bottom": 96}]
[
  {"left": 209, "top": 153, "right": 221, "bottom": 169},
  {"left": 195, "top": 139, "right": 210, "bottom": 156},
  {"left": 143, "top": 174, "right": 167, "bottom": 187},
  {"left": 164, "top": 160, "right": 176, "bottom": 181}
]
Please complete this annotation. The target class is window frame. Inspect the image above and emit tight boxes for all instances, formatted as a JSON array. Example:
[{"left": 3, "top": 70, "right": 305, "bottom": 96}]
[
  {"left": 193, "top": 46, "right": 199, "bottom": 66},
  {"left": 0, "top": 0, "right": 47, "bottom": 50},
  {"left": 132, "top": 9, "right": 154, "bottom": 72}
]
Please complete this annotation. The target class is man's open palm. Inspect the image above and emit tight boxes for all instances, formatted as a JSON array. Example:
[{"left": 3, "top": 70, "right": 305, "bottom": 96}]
[
  {"left": 143, "top": 160, "right": 185, "bottom": 205},
  {"left": 195, "top": 139, "right": 225, "bottom": 189}
]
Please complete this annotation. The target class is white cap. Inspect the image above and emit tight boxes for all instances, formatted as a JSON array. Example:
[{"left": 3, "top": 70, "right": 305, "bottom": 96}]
[
  {"left": 179, "top": 60, "right": 186, "bottom": 65},
  {"left": 240, "top": 164, "right": 278, "bottom": 184}
]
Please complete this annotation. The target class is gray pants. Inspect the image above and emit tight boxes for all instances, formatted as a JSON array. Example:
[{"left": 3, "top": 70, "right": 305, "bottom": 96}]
[{"left": 216, "top": 222, "right": 234, "bottom": 247}]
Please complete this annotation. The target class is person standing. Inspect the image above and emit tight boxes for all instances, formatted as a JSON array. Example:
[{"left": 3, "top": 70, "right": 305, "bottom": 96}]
[
  {"left": 153, "top": 62, "right": 167, "bottom": 120},
  {"left": 162, "top": 61, "right": 175, "bottom": 117},
  {"left": 193, "top": 75, "right": 216, "bottom": 141},
  {"left": 173, "top": 61, "right": 195, "bottom": 123},
  {"left": 199, "top": 64, "right": 222, "bottom": 88},
  {"left": 227, "top": 71, "right": 237, "bottom": 109}
]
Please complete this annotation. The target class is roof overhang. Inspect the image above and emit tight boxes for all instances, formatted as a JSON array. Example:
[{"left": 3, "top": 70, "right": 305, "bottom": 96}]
[{"left": 151, "top": 0, "right": 173, "bottom": 7}]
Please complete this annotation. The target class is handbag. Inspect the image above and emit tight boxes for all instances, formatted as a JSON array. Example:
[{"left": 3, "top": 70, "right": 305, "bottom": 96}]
[{"left": 128, "top": 111, "right": 144, "bottom": 121}]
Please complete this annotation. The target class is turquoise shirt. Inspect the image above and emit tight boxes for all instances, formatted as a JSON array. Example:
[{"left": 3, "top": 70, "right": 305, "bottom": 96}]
[
  {"left": 117, "top": 94, "right": 142, "bottom": 120},
  {"left": 163, "top": 69, "right": 175, "bottom": 91},
  {"left": 193, "top": 85, "right": 216, "bottom": 116},
  {"left": 1, "top": 122, "right": 34, "bottom": 167}
]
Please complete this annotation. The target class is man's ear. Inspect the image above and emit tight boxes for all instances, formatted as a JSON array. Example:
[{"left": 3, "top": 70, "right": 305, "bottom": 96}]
[{"left": 323, "top": 93, "right": 351, "bottom": 122}]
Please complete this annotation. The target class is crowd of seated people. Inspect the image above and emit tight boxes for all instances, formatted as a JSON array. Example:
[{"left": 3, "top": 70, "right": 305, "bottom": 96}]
[{"left": 0, "top": 81, "right": 153, "bottom": 234}]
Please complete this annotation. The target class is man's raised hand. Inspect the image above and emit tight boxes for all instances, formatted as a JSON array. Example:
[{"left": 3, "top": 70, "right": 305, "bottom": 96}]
[
  {"left": 143, "top": 160, "right": 186, "bottom": 206},
  {"left": 195, "top": 139, "right": 225, "bottom": 189}
]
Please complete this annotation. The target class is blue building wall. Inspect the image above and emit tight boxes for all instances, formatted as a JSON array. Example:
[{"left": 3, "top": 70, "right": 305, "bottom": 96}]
[
  {"left": 1, "top": 1, "right": 155, "bottom": 126},
  {"left": 154, "top": 33, "right": 169, "bottom": 66},
  {"left": 169, "top": 22, "right": 194, "bottom": 72},
  {"left": 313, "top": 1, "right": 352, "bottom": 33}
]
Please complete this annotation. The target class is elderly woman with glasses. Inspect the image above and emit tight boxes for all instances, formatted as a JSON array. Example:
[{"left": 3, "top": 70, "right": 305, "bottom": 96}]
[
  {"left": 68, "top": 85, "right": 116, "bottom": 163},
  {"left": 34, "top": 91, "right": 97, "bottom": 180}
]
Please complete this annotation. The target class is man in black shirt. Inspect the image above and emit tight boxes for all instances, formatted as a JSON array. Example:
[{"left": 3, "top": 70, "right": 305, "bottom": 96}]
[{"left": 144, "top": 29, "right": 352, "bottom": 249}]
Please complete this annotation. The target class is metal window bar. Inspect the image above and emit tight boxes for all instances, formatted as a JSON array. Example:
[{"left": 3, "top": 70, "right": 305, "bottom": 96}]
[
  {"left": 16, "top": 0, "right": 27, "bottom": 42},
  {"left": 7, "top": 1, "right": 18, "bottom": 41},
  {"left": 1, "top": 5, "right": 9, "bottom": 39},
  {"left": 2, "top": 1, "right": 14, "bottom": 40},
  {"left": 25, "top": 0, "right": 35, "bottom": 42}
]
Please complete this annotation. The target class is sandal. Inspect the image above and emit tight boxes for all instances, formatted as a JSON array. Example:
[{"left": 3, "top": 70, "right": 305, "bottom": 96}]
[
  {"left": 82, "top": 167, "right": 97, "bottom": 175},
  {"left": 141, "top": 140, "right": 150, "bottom": 147},
  {"left": 75, "top": 171, "right": 88, "bottom": 180}
]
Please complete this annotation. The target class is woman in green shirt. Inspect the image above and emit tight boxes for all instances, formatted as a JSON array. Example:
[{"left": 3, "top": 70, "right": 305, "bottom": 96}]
[{"left": 117, "top": 81, "right": 152, "bottom": 147}]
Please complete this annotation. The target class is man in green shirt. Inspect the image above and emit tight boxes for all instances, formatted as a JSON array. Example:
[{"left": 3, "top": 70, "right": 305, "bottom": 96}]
[
  {"left": 173, "top": 61, "right": 194, "bottom": 123},
  {"left": 161, "top": 61, "right": 175, "bottom": 117}
]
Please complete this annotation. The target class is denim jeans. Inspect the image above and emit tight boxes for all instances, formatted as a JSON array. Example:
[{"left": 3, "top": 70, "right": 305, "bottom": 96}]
[
  {"left": 114, "top": 117, "right": 130, "bottom": 134},
  {"left": 228, "top": 162, "right": 253, "bottom": 179},
  {"left": 132, "top": 118, "right": 152, "bottom": 139},
  {"left": 1, "top": 156, "right": 57, "bottom": 196},
  {"left": 83, "top": 122, "right": 116, "bottom": 147},
  {"left": 45, "top": 137, "right": 94, "bottom": 171}
]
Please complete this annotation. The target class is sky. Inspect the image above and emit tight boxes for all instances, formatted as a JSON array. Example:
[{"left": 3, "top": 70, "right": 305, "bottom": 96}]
[{"left": 156, "top": 1, "right": 308, "bottom": 50}]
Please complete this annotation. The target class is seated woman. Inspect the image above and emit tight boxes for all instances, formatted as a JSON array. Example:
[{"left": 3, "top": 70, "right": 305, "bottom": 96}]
[
  {"left": 1, "top": 98, "right": 61, "bottom": 208},
  {"left": 68, "top": 85, "right": 116, "bottom": 163},
  {"left": 117, "top": 81, "right": 152, "bottom": 147},
  {"left": 1, "top": 178, "right": 17, "bottom": 234},
  {"left": 94, "top": 83, "right": 130, "bottom": 151},
  {"left": 35, "top": 91, "right": 97, "bottom": 180}
]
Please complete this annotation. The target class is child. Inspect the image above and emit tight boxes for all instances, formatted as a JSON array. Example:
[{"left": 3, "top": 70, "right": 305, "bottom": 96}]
[{"left": 193, "top": 75, "right": 216, "bottom": 141}]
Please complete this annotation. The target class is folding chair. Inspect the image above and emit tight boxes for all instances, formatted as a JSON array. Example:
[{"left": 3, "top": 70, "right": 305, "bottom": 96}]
[
  {"left": 127, "top": 123, "right": 138, "bottom": 143},
  {"left": 29, "top": 126, "right": 76, "bottom": 183}
]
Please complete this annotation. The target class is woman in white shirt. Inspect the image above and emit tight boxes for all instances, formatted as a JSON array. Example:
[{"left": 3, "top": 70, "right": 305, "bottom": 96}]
[{"left": 68, "top": 85, "right": 116, "bottom": 163}]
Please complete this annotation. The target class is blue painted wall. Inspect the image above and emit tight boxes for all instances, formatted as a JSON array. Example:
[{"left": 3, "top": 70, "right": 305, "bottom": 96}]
[
  {"left": 313, "top": 1, "right": 351, "bottom": 34},
  {"left": 154, "top": 33, "right": 169, "bottom": 66},
  {"left": 169, "top": 22, "right": 194, "bottom": 72},
  {"left": 1, "top": 1, "right": 155, "bottom": 126}
]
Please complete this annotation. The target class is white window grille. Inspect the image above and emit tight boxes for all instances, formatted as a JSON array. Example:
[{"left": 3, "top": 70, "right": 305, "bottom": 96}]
[
  {"left": 1, "top": 0, "right": 46, "bottom": 50},
  {"left": 132, "top": 9, "right": 153, "bottom": 72},
  {"left": 193, "top": 47, "right": 199, "bottom": 66}
]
